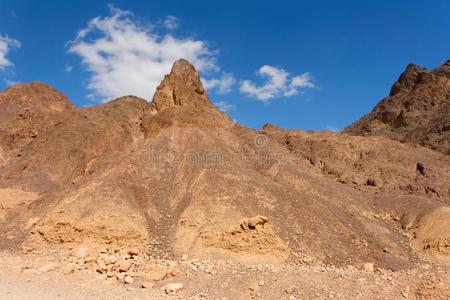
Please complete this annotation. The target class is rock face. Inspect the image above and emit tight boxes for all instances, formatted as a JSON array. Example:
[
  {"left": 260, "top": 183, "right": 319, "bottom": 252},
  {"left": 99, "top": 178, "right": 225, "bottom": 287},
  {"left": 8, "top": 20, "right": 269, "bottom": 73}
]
[
  {"left": 345, "top": 60, "right": 450, "bottom": 155},
  {"left": 0, "top": 59, "right": 449, "bottom": 271},
  {"left": 150, "top": 59, "right": 212, "bottom": 113},
  {"left": 0, "top": 82, "right": 75, "bottom": 166}
]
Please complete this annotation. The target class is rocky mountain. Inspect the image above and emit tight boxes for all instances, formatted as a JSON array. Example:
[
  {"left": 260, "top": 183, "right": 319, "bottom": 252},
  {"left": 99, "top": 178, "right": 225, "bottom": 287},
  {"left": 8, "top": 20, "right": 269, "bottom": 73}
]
[
  {"left": 345, "top": 60, "right": 450, "bottom": 155},
  {"left": 0, "top": 59, "right": 449, "bottom": 298},
  {"left": 0, "top": 82, "right": 75, "bottom": 167}
]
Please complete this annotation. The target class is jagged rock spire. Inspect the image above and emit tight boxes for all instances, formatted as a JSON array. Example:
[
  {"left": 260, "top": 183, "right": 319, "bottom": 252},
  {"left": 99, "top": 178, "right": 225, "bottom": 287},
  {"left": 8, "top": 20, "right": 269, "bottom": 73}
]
[{"left": 149, "top": 59, "right": 212, "bottom": 113}]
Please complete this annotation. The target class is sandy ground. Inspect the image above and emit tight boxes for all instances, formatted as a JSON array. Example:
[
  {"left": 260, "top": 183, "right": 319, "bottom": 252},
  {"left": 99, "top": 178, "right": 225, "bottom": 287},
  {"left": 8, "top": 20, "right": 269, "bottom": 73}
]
[{"left": 1, "top": 251, "right": 450, "bottom": 300}]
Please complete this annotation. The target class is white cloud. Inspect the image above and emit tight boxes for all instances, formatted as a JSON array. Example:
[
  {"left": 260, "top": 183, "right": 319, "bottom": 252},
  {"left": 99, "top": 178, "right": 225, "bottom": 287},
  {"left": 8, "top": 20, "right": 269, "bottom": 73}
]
[
  {"left": 0, "top": 35, "right": 21, "bottom": 70},
  {"left": 64, "top": 64, "right": 73, "bottom": 72},
  {"left": 240, "top": 65, "right": 314, "bottom": 101},
  {"left": 214, "top": 100, "right": 236, "bottom": 112},
  {"left": 163, "top": 15, "right": 179, "bottom": 30},
  {"left": 5, "top": 79, "right": 18, "bottom": 86},
  {"left": 67, "top": 5, "right": 218, "bottom": 102},
  {"left": 203, "top": 73, "right": 235, "bottom": 94}
]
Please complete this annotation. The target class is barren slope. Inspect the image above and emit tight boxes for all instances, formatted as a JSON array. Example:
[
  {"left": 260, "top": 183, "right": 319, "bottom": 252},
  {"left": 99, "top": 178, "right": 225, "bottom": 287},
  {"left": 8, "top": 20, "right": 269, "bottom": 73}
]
[
  {"left": 0, "top": 82, "right": 75, "bottom": 167},
  {"left": 345, "top": 60, "right": 450, "bottom": 155},
  {"left": 1, "top": 60, "right": 450, "bottom": 297}
]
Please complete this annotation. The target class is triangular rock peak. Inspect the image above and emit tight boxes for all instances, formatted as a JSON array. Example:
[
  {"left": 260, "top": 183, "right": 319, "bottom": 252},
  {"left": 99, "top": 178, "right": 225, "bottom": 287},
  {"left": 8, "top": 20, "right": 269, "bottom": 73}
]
[{"left": 149, "top": 59, "right": 212, "bottom": 113}]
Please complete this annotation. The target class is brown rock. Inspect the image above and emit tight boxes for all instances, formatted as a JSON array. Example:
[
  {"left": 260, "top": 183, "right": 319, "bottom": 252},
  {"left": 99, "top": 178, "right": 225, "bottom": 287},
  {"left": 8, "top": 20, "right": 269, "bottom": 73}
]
[
  {"left": 106, "top": 271, "right": 116, "bottom": 278},
  {"left": 116, "top": 259, "right": 133, "bottom": 273},
  {"left": 127, "top": 248, "right": 139, "bottom": 257},
  {"left": 20, "top": 245, "right": 34, "bottom": 254},
  {"left": 96, "top": 261, "right": 107, "bottom": 274},
  {"left": 345, "top": 60, "right": 450, "bottom": 155},
  {"left": 115, "top": 272, "right": 125, "bottom": 281},
  {"left": 142, "top": 281, "right": 154, "bottom": 289},
  {"left": 150, "top": 59, "right": 211, "bottom": 113},
  {"left": 363, "top": 262, "right": 374, "bottom": 272},
  {"left": 38, "top": 262, "right": 59, "bottom": 273},
  {"left": 63, "top": 263, "right": 76, "bottom": 275},
  {"left": 240, "top": 216, "right": 269, "bottom": 230},
  {"left": 144, "top": 267, "right": 168, "bottom": 282}
]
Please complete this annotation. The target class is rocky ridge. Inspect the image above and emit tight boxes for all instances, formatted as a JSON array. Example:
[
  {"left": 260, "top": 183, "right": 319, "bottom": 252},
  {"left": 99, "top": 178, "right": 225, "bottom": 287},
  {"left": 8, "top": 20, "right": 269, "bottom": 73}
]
[{"left": 345, "top": 60, "right": 450, "bottom": 155}]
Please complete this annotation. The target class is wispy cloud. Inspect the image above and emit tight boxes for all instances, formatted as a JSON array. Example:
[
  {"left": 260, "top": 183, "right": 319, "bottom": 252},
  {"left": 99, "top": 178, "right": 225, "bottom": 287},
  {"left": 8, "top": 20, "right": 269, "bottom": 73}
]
[
  {"left": 163, "top": 15, "right": 179, "bottom": 30},
  {"left": 240, "top": 65, "right": 314, "bottom": 101},
  {"left": 0, "top": 35, "right": 21, "bottom": 70},
  {"left": 203, "top": 73, "right": 235, "bottom": 94},
  {"left": 214, "top": 100, "right": 236, "bottom": 113},
  {"left": 64, "top": 64, "right": 73, "bottom": 72},
  {"left": 67, "top": 5, "right": 219, "bottom": 102}
]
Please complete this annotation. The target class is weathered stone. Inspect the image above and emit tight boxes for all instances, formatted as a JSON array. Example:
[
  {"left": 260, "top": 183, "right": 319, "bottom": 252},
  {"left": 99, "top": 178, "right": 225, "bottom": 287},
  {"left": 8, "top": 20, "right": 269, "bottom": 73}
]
[
  {"left": 116, "top": 259, "right": 133, "bottom": 272},
  {"left": 21, "top": 245, "right": 34, "bottom": 254},
  {"left": 142, "top": 281, "right": 154, "bottom": 289},
  {"left": 106, "top": 271, "right": 116, "bottom": 278},
  {"left": 165, "top": 282, "right": 184, "bottom": 294},
  {"left": 38, "top": 262, "right": 58, "bottom": 273},
  {"left": 63, "top": 263, "right": 76, "bottom": 275},
  {"left": 363, "top": 262, "right": 374, "bottom": 272},
  {"left": 127, "top": 248, "right": 139, "bottom": 257},
  {"left": 124, "top": 275, "right": 134, "bottom": 284}
]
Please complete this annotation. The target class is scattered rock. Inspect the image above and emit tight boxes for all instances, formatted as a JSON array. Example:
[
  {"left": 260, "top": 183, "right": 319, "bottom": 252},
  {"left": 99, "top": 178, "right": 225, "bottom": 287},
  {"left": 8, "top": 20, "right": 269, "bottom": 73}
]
[
  {"left": 96, "top": 261, "right": 107, "bottom": 274},
  {"left": 103, "top": 255, "right": 117, "bottom": 265},
  {"left": 124, "top": 275, "right": 134, "bottom": 284},
  {"left": 363, "top": 262, "right": 374, "bottom": 272},
  {"left": 21, "top": 245, "right": 34, "bottom": 254},
  {"left": 116, "top": 259, "right": 133, "bottom": 272},
  {"left": 144, "top": 267, "right": 169, "bottom": 282},
  {"left": 83, "top": 256, "right": 97, "bottom": 264},
  {"left": 63, "top": 263, "right": 76, "bottom": 275},
  {"left": 38, "top": 262, "right": 59, "bottom": 273},
  {"left": 127, "top": 248, "right": 139, "bottom": 257},
  {"left": 165, "top": 282, "right": 184, "bottom": 294},
  {"left": 106, "top": 271, "right": 116, "bottom": 278},
  {"left": 142, "top": 281, "right": 154, "bottom": 289},
  {"left": 240, "top": 215, "right": 269, "bottom": 230},
  {"left": 115, "top": 272, "right": 125, "bottom": 281}
]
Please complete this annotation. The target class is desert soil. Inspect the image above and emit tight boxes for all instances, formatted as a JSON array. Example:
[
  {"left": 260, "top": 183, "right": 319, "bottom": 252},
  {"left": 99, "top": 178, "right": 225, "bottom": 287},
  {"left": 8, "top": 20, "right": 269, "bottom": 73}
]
[{"left": 1, "top": 250, "right": 449, "bottom": 300}]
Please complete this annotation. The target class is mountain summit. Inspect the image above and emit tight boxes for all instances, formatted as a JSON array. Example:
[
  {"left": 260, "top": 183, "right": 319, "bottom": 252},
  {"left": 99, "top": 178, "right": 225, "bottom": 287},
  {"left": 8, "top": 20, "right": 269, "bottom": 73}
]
[
  {"left": 150, "top": 59, "right": 212, "bottom": 113},
  {"left": 345, "top": 59, "right": 450, "bottom": 154}
]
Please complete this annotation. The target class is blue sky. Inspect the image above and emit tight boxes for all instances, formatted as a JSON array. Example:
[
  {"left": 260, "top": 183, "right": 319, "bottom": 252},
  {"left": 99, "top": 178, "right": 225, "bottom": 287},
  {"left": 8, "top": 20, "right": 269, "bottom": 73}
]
[{"left": 0, "top": 0, "right": 449, "bottom": 130}]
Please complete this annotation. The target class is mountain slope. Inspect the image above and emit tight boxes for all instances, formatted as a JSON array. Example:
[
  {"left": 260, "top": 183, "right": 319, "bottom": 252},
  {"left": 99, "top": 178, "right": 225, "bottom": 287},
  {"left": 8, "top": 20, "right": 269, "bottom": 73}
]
[
  {"left": 0, "top": 60, "right": 449, "bottom": 275},
  {"left": 345, "top": 59, "right": 450, "bottom": 155},
  {"left": 0, "top": 82, "right": 75, "bottom": 167}
]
